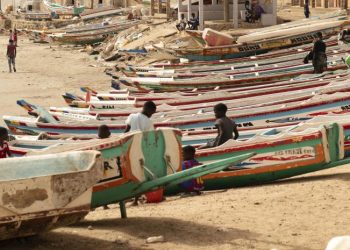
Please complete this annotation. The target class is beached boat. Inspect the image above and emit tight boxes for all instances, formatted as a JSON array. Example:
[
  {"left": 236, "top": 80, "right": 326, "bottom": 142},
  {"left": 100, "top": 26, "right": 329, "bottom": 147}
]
[
  {"left": 0, "top": 150, "right": 103, "bottom": 240},
  {"left": 122, "top": 40, "right": 342, "bottom": 74},
  {"left": 16, "top": 129, "right": 253, "bottom": 208},
  {"left": 171, "top": 19, "right": 350, "bottom": 61},
  {"left": 19, "top": 76, "right": 350, "bottom": 124},
  {"left": 121, "top": 59, "right": 346, "bottom": 91},
  {"left": 166, "top": 122, "right": 350, "bottom": 194},
  {"left": 48, "top": 20, "right": 140, "bottom": 45},
  {"left": 5, "top": 91, "right": 350, "bottom": 136}
]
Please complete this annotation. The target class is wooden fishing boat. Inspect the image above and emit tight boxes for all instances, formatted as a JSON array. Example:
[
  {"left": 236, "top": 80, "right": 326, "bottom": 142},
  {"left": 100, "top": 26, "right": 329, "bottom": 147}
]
[
  {"left": 149, "top": 39, "right": 340, "bottom": 69},
  {"left": 48, "top": 20, "right": 140, "bottom": 45},
  {"left": 0, "top": 150, "right": 103, "bottom": 240},
  {"left": 5, "top": 91, "right": 350, "bottom": 136},
  {"left": 19, "top": 77, "right": 350, "bottom": 123},
  {"left": 166, "top": 122, "right": 350, "bottom": 194},
  {"left": 123, "top": 40, "right": 341, "bottom": 73},
  {"left": 121, "top": 61, "right": 346, "bottom": 91},
  {"left": 170, "top": 19, "right": 350, "bottom": 61},
  {"left": 14, "top": 129, "right": 254, "bottom": 209},
  {"left": 118, "top": 53, "right": 347, "bottom": 85}
]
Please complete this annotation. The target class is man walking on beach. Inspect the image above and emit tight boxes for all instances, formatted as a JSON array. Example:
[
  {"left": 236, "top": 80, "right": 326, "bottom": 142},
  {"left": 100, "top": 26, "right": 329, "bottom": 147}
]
[{"left": 7, "top": 39, "right": 17, "bottom": 73}]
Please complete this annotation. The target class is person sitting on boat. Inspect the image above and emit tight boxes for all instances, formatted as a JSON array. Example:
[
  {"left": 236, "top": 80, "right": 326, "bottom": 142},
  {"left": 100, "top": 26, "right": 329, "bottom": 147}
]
[
  {"left": 125, "top": 101, "right": 157, "bottom": 206},
  {"left": 188, "top": 13, "right": 199, "bottom": 30},
  {"left": 180, "top": 145, "right": 204, "bottom": 196},
  {"left": 303, "top": 32, "right": 327, "bottom": 74},
  {"left": 176, "top": 13, "right": 187, "bottom": 31},
  {"left": 251, "top": 0, "right": 265, "bottom": 22},
  {"left": 198, "top": 103, "right": 239, "bottom": 149},
  {"left": 0, "top": 127, "right": 11, "bottom": 159}
]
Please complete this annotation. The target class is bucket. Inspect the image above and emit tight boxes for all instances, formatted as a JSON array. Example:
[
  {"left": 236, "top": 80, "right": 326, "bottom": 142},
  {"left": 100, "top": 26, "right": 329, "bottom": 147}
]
[{"left": 145, "top": 188, "right": 164, "bottom": 203}]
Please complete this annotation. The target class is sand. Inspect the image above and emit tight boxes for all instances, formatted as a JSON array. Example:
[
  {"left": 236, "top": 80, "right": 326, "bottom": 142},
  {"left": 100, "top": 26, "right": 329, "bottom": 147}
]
[{"left": 0, "top": 35, "right": 350, "bottom": 250}]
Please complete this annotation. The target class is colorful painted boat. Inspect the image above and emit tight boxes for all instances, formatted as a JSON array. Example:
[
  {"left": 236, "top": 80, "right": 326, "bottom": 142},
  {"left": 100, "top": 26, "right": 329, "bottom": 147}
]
[
  {"left": 19, "top": 77, "right": 350, "bottom": 124},
  {"left": 122, "top": 41, "right": 342, "bottom": 75},
  {"left": 18, "top": 129, "right": 254, "bottom": 208},
  {"left": 0, "top": 150, "right": 103, "bottom": 240},
  {"left": 166, "top": 122, "right": 350, "bottom": 194},
  {"left": 121, "top": 60, "right": 346, "bottom": 91},
  {"left": 5, "top": 91, "right": 350, "bottom": 136}
]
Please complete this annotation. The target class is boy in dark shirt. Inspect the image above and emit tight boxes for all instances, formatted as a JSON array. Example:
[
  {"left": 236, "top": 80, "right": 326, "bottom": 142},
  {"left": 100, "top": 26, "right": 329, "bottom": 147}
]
[
  {"left": 7, "top": 39, "right": 16, "bottom": 73},
  {"left": 199, "top": 103, "right": 239, "bottom": 149}
]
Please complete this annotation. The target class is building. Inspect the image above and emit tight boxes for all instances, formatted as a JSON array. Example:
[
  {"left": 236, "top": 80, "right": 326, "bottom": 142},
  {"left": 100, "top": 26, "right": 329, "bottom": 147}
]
[{"left": 291, "top": 0, "right": 348, "bottom": 9}]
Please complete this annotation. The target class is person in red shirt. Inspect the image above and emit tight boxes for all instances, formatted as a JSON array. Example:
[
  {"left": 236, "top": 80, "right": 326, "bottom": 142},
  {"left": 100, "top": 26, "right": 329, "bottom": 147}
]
[
  {"left": 0, "top": 127, "right": 11, "bottom": 159},
  {"left": 7, "top": 39, "right": 16, "bottom": 73}
]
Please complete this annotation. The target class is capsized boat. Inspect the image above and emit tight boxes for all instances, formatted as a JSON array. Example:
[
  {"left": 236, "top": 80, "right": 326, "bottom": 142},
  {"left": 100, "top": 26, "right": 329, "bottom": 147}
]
[{"left": 0, "top": 150, "right": 102, "bottom": 240}]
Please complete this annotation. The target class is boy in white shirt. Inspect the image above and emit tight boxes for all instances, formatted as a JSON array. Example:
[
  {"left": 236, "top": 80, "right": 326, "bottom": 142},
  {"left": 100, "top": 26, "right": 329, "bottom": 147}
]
[
  {"left": 125, "top": 101, "right": 157, "bottom": 206},
  {"left": 125, "top": 101, "right": 157, "bottom": 133}
]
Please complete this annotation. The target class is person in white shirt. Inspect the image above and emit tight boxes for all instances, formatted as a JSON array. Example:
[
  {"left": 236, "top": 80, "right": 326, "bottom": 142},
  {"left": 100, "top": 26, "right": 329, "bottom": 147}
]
[
  {"left": 124, "top": 101, "right": 157, "bottom": 206},
  {"left": 125, "top": 101, "right": 157, "bottom": 133}
]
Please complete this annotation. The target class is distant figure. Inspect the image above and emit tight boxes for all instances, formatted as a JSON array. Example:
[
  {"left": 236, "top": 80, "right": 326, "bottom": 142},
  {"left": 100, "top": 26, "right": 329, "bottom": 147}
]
[
  {"left": 304, "top": 0, "right": 310, "bottom": 18},
  {"left": 251, "top": 1, "right": 265, "bottom": 22},
  {"left": 8, "top": 29, "right": 12, "bottom": 41},
  {"left": 176, "top": 13, "right": 187, "bottom": 31},
  {"left": 125, "top": 101, "right": 157, "bottom": 133},
  {"left": 188, "top": 13, "right": 199, "bottom": 30},
  {"left": 7, "top": 39, "right": 16, "bottom": 73},
  {"left": 199, "top": 103, "right": 239, "bottom": 149},
  {"left": 304, "top": 32, "right": 327, "bottom": 74},
  {"left": 125, "top": 101, "right": 157, "bottom": 206},
  {"left": 98, "top": 124, "right": 111, "bottom": 139},
  {"left": 180, "top": 145, "right": 204, "bottom": 195},
  {"left": 244, "top": 0, "right": 253, "bottom": 22},
  {"left": 0, "top": 127, "right": 11, "bottom": 159}
]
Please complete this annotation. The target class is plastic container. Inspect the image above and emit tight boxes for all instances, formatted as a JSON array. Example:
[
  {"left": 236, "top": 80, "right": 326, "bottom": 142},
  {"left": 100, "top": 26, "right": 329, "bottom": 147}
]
[{"left": 145, "top": 188, "right": 164, "bottom": 203}]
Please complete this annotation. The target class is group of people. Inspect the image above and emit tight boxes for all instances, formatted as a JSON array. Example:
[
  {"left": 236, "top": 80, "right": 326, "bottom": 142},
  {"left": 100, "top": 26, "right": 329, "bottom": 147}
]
[
  {"left": 244, "top": 0, "right": 265, "bottom": 23},
  {"left": 6, "top": 29, "right": 18, "bottom": 73},
  {"left": 96, "top": 100, "right": 238, "bottom": 198},
  {"left": 176, "top": 13, "right": 200, "bottom": 31}
]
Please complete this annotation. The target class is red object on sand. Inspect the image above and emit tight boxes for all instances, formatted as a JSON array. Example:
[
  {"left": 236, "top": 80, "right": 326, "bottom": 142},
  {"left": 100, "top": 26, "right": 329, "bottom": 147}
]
[{"left": 145, "top": 188, "right": 164, "bottom": 203}]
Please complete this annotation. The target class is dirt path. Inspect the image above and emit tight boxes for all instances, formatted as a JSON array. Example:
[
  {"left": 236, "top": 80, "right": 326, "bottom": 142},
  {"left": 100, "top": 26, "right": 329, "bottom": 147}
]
[{"left": 0, "top": 35, "right": 349, "bottom": 250}]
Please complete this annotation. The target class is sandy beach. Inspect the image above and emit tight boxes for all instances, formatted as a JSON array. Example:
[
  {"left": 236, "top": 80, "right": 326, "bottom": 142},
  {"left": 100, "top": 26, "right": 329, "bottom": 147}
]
[{"left": 0, "top": 35, "right": 349, "bottom": 250}]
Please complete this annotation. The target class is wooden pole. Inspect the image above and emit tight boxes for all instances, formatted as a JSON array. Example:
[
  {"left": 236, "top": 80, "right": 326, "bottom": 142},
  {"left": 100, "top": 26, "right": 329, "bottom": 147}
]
[
  {"left": 224, "top": 0, "right": 229, "bottom": 22},
  {"left": 157, "top": 0, "right": 161, "bottom": 13},
  {"left": 187, "top": 0, "right": 192, "bottom": 20},
  {"left": 119, "top": 201, "right": 127, "bottom": 219},
  {"left": 233, "top": 0, "right": 238, "bottom": 28},
  {"left": 199, "top": 0, "right": 204, "bottom": 30},
  {"left": 166, "top": 0, "right": 171, "bottom": 19},
  {"left": 150, "top": 0, "right": 154, "bottom": 16}
]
